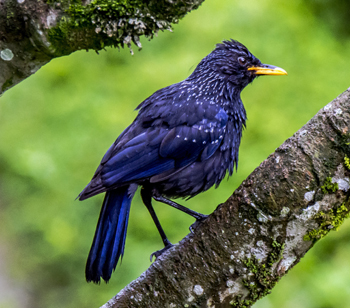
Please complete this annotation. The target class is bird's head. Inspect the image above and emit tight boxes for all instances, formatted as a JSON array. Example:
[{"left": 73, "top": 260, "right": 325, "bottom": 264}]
[{"left": 197, "top": 39, "right": 287, "bottom": 89}]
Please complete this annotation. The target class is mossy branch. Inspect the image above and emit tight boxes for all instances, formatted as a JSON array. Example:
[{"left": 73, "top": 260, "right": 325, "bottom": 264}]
[
  {"left": 102, "top": 89, "right": 350, "bottom": 307},
  {"left": 0, "top": 0, "right": 205, "bottom": 94},
  {"left": 48, "top": 0, "right": 204, "bottom": 55}
]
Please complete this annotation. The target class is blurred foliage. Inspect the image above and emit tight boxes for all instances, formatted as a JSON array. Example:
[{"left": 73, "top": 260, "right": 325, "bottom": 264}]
[
  {"left": 305, "top": 0, "right": 350, "bottom": 38},
  {"left": 0, "top": 0, "right": 350, "bottom": 307}
]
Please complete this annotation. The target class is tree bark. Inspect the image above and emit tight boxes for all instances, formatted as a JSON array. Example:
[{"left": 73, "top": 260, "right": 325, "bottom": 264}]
[
  {"left": 102, "top": 89, "right": 350, "bottom": 308},
  {"left": 0, "top": 0, "right": 205, "bottom": 94}
]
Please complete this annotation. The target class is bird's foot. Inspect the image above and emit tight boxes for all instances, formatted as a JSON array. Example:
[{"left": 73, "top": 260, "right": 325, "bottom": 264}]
[
  {"left": 189, "top": 214, "right": 209, "bottom": 233},
  {"left": 150, "top": 243, "right": 174, "bottom": 262}
]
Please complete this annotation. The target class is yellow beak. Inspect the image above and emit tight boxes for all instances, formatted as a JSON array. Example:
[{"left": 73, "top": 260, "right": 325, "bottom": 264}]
[{"left": 248, "top": 64, "right": 287, "bottom": 76}]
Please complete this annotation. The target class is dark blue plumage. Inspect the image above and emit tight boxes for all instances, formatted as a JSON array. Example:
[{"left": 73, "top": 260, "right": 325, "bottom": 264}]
[
  {"left": 85, "top": 185, "right": 137, "bottom": 282},
  {"left": 79, "top": 39, "right": 287, "bottom": 283}
]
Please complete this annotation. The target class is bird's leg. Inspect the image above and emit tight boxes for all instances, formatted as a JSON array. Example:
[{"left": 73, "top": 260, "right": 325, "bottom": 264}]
[
  {"left": 152, "top": 194, "right": 208, "bottom": 232},
  {"left": 153, "top": 194, "right": 208, "bottom": 220},
  {"left": 141, "top": 188, "right": 173, "bottom": 261}
]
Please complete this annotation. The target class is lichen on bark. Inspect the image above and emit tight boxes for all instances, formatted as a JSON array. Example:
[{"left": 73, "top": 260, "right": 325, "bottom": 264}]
[{"left": 303, "top": 203, "right": 350, "bottom": 242}]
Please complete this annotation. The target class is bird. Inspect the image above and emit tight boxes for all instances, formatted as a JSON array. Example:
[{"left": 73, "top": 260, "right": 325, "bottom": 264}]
[{"left": 79, "top": 39, "right": 287, "bottom": 283}]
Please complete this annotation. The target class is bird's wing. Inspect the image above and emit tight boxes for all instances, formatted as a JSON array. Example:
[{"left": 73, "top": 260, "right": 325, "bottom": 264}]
[
  {"left": 101, "top": 103, "right": 228, "bottom": 183},
  {"left": 100, "top": 126, "right": 174, "bottom": 187},
  {"left": 80, "top": 98, "right": 228, "bottom": 199},
  {"left": 159, "top": 107, "right": 228, "bottom": 165}
]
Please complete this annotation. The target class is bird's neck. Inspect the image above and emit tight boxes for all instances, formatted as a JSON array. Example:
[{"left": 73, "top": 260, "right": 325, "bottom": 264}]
[
  {"left": 223, "top": 87, "right": 247, "bottom": 127},
  {"left": 185, "top": 70, "right": 247, "bottom": 123}
]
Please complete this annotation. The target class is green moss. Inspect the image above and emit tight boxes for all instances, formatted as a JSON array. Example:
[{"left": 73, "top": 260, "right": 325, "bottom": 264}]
[
  {"left": 6, "top": 0, "right": 16, "bottom": 20},
  {"left": 267, "top": 241, "right": 285, "bottom": 267},
  {"left": 321, "top": 177, "right": 339, "bottom": 194},
  {"left": 230, "top": 298, "right": 254, "bottom": 307},
  {"left": 304, "top": 203, "right": 350, "bottom": 242},
  {"left": 230, "top": 241, "right": 285, "bottom": 307},
  {"left": 344, "top": 155, "right": 350, "bottom": 170},
  {"left": 47, "top": 0, "right": 204, "bottom": 56},
  {"left": 240, "top": 257, "right": 277, "bottom": 303}
]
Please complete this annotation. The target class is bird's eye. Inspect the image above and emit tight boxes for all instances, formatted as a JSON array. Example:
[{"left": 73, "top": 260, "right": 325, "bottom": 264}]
[{"left": 238, "top": 57, "right": 247, "bottom": 66}]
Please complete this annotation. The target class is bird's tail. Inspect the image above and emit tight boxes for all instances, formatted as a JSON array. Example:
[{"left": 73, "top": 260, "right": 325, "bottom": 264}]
[{"left": 85, "top": 184, "right": 137, "bottom": 283}]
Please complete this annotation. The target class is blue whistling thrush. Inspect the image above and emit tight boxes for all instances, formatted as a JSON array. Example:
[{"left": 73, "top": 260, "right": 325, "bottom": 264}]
[{"left": 79, "top": 39, "right": 287, "bottom": 283}]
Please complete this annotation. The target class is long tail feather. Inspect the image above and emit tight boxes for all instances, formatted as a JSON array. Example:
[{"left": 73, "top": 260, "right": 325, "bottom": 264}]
[{"left": 85, "top": 184, "right": 137, "bottom": 283}]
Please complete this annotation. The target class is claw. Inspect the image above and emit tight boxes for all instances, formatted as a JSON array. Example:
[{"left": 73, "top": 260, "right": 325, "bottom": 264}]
[
  {"left": 150, "top": 243, "right": 174, "bottom": 261},
  {"left": 189, "top": 214, "right": 209, "bottom": 233}
]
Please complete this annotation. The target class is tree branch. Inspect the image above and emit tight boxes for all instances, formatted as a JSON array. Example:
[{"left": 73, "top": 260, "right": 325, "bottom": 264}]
[
  {"left": 0, "top": 0, "right": 205, "bottom": 94},
  {"left": 102, "top": 89, "right": 350, "bottom": 307}
]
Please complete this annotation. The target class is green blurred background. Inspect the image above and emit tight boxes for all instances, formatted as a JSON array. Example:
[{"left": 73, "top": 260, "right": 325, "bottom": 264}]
[{"left": 1, "top": 0, "right": 350, "bottom": 307}]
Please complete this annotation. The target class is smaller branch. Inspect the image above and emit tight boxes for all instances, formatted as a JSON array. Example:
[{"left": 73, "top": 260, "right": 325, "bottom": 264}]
[
  {"left": 102, "top": 89, "right": 350, "bottom": 307},
  {"left": 0, "top": 0, "right": 205, "bottom": 94},
  {"left": 0, "top": 0, "right": 55, "bottom": 94}
]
